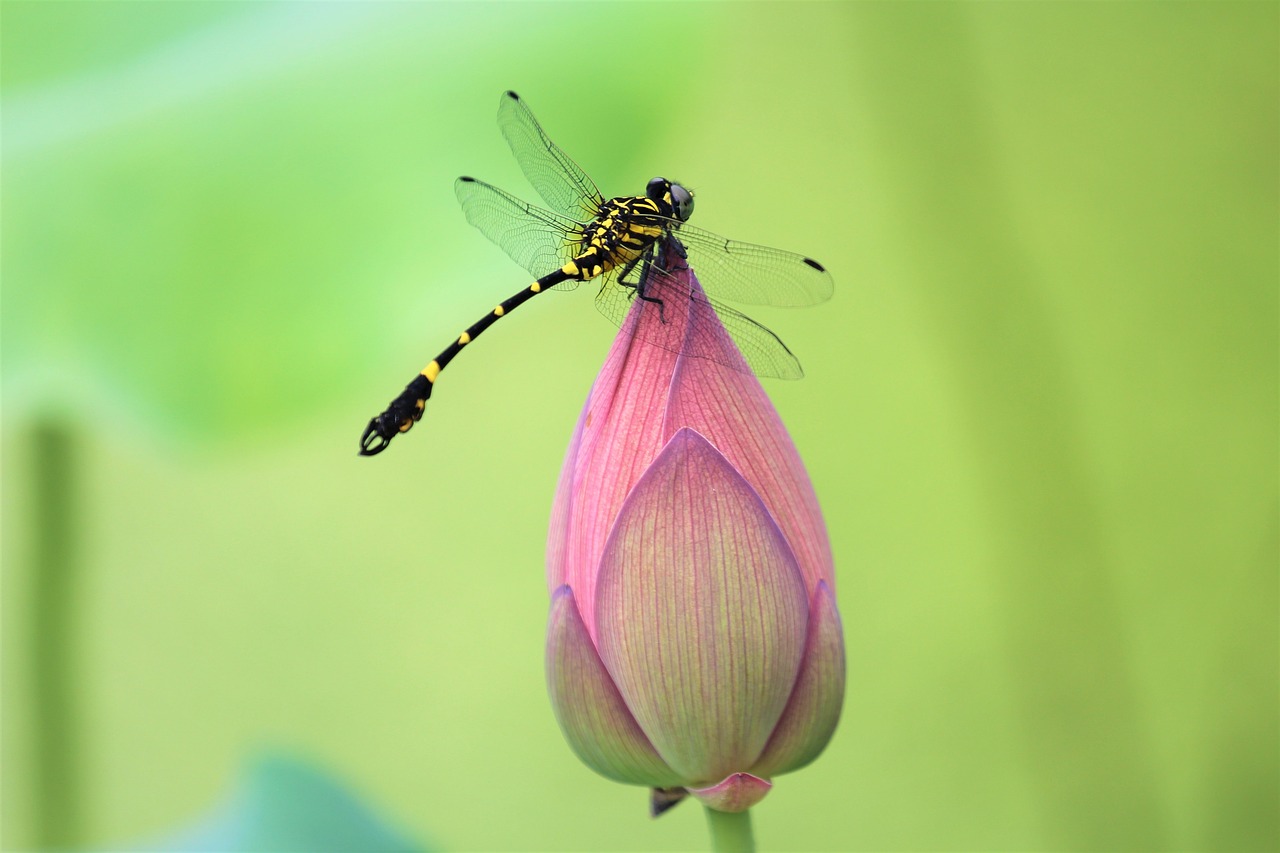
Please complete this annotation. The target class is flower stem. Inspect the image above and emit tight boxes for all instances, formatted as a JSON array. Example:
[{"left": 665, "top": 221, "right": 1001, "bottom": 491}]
[{"left": 704, "top": 807, "right": 755, "bottom": 853}]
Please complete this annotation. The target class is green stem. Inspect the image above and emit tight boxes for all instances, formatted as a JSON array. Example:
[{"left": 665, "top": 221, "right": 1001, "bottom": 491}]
[
  {"left": 704, "top": 807, "right": 755, "bottom": 853},
  {"left": 31, "top": 420, "right": 81, "bottom": 849}
]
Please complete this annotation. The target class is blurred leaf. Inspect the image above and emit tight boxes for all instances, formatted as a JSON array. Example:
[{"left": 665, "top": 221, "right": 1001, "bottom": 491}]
[
  {"left": 130, "top": 751, "right": 426, "bottom": 853},
  {"left": 1, "top": 3, "right": 702, "bottom": 443}
]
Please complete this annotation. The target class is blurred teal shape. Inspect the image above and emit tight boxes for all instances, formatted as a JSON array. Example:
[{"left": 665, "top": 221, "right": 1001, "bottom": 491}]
[{"left": 132, "top": 752, "right": 426, "bottom": 853}]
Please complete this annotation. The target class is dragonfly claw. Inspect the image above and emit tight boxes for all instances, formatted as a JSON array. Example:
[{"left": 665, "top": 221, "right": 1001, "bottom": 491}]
[{"left": 359, "top": 419, "right": 393, "bottom": 456}]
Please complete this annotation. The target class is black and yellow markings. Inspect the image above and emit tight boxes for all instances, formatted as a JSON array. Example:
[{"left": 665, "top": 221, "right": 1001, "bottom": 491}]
[
  {"left": 360, "top": 269, "right": 581, "bottom": 456},
  {"left": 562, "top": 197, "right": 663, "bottom": 284}
]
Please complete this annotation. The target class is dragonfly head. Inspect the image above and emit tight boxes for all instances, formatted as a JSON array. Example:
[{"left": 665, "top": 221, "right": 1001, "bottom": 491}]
[{"left": 647, "top": 177, "right": 695, "bottom": 222}]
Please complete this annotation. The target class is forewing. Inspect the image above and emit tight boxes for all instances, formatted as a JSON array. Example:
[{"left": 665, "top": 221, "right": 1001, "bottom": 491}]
[
  {"left": 629, "top": 217, "right": 834, "bottom": 308},
  {"left": 497, "top": 90, "right": 606, "bottom": 222},
  {"left": 455, "top": 177, "right": 583, "bottom": 283}
]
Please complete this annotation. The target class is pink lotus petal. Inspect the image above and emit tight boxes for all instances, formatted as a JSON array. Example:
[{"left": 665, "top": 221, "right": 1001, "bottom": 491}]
[
  {"left": 653, "top": 253, "right": 833, "bottom": 597},
  {"left": 662, "top": 322, "right": 835, "bottom": 598},
  {"left": 546, "top": 256, "right": 833, "bottom": 642},
  {"left": 544, "top": 293, "right": 683, "bottom": 634},
  {"left": 750, "top": 581, "right": 846, "bottom": 778},
  {"left": 686, "top": 773, "right": 772, "bottom": 813},
  {"left": 594, "top": 429, "right": 809, "bottom": 783},
  {"left": 545, "top": 586, "right": 682, "bottom": 787},
  {"left": 546, "top": 402, "right": 587, "bottom": 591}
]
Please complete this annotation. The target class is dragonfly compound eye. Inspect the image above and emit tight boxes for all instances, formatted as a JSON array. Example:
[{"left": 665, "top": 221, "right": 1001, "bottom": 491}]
[{"left": 670, "top": 183, "right": 694, "bottom": 222}]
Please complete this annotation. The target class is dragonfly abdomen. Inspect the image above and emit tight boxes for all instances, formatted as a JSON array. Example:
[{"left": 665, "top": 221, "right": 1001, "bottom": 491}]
[
  {"left": 359, "top": 267, "right": 572, "bottom": 456},
  {"left": 361, "top": 195, "right": 663, "bottom": 456}
]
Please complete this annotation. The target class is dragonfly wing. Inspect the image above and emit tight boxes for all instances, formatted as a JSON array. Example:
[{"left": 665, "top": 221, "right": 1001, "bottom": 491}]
[
  {"left": 631, "top": 218, "right": 834, "bottom": 308},
  {"left": 594, "top": 265, "right": 804, "bottom": 381},
  {"left": 455, "top": 177, "right": 584, "bottom": 285},
  {"left": 497, "top": 91, "right": 606, "bottom": 222}
]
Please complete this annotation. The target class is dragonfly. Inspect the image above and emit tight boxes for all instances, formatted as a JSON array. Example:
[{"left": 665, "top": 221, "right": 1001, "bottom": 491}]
[{"left": 359, "top": 90, "right": 833, "bottom": 456}]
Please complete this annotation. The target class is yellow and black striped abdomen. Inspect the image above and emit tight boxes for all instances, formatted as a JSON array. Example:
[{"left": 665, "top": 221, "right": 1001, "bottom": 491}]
[{"left": 359, "top": 268, "right": 572, "bottom": 455}]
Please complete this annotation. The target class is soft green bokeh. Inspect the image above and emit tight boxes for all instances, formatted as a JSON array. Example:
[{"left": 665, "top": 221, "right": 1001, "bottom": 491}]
[{"left": 2, "top": 2, "right": 1275, "bottom": 852}]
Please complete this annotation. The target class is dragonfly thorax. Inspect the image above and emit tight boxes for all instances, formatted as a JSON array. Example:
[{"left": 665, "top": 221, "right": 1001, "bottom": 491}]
[{"left": 565, "top": 195, "right": 667, "bottom": 282}]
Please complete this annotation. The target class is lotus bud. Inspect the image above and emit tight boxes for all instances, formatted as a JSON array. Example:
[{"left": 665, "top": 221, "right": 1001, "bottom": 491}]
[{"left": 545, "top": 251, "right": 844, "bottom": 817}]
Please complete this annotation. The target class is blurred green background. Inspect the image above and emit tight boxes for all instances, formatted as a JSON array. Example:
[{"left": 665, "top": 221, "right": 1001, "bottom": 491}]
[{"left": 3, "top": 2, "right": 1276, "bottom": 851}]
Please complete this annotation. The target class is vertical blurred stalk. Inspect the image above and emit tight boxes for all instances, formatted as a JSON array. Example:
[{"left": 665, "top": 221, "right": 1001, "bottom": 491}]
[
  {"left": 30, "top": 419, "right": 82, "bottom": 849},
  {"left": 704, "top": 807, "right": 755, "bottom": 853},
  {"left": 847, "top": 5, "right": 1165, "bottom": 848}
]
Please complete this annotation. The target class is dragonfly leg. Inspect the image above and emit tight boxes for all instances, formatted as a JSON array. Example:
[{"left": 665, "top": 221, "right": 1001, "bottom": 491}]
[
  {"left": 663, "top": 233, "right": 688, "bottom": 261},
  {"left": 622, "top": 245, "right": 670, "bottom": 324},
  {"left": 615, "top": 248, "right": 648, "bottom": 288},
  {"left": 636, "top": 287, "right": 667, "bottom": 324}
]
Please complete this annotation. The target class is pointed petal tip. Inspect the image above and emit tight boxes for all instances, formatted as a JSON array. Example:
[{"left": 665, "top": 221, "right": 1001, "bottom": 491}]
[{"left": 686, "top": 773, "right": 772, "bottom": 813}]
